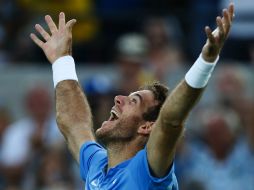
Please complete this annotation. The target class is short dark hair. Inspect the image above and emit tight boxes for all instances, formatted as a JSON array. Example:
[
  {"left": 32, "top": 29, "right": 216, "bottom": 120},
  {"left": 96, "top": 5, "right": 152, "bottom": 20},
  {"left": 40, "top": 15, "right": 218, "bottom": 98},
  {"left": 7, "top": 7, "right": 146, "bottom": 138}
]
[{"left": 139, "top": 81, "right": 169, "bottom": 121}]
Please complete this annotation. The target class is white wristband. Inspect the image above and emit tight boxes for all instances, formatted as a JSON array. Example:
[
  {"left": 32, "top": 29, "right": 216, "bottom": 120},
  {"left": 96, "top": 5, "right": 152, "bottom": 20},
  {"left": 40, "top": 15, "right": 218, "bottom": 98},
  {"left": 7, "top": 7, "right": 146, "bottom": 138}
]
[
  {"left": 52, "top": 56, "right": 78, "bottom": 88},
  {"left": 185, "top": 54, "right": 219, "bottom": 88}
]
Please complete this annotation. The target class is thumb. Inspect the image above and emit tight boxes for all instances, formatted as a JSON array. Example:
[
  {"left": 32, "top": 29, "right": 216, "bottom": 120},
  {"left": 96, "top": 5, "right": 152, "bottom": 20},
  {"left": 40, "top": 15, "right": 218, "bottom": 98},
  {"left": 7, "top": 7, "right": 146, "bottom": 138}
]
[{"left": 66, "top": 19, "right": 77, "bottom": 30}]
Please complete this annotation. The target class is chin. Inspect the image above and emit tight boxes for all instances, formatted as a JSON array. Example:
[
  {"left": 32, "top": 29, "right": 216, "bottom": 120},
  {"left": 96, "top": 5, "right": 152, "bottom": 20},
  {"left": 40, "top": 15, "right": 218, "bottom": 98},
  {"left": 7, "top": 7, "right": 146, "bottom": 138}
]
[
  {"left": 95, "top": 126, "right": 113, "bottom": 147},
  {"left": 95, "top": 120, "right": 116, "bottom": 139}
]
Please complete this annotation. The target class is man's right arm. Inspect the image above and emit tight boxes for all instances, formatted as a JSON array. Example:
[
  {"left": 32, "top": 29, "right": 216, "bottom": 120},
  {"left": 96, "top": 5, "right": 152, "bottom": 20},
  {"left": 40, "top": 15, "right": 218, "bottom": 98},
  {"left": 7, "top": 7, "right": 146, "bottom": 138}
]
[
  {"left": 30, "top": 12, "right": 94, "bottom": 163},
  {"left": 56, "top": 80, "right": 94, "bottom": 163},
  {"left": 147, "top": 3, "right": 234, "bottom": 178}
]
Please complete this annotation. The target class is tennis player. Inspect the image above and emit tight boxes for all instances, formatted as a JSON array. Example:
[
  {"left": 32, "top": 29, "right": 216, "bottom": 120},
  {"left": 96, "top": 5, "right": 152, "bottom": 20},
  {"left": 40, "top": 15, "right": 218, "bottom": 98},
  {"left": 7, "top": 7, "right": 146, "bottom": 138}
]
[{"left": 30, "top": 3, "right": 234, "bottom": 189}]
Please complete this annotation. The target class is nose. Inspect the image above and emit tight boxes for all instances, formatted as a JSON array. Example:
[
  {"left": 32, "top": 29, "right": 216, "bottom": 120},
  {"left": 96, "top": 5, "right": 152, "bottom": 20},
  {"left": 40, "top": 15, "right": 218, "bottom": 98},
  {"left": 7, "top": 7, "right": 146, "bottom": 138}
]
[{"left": 114, "top": 95, "right": 126, "bottom": 106}]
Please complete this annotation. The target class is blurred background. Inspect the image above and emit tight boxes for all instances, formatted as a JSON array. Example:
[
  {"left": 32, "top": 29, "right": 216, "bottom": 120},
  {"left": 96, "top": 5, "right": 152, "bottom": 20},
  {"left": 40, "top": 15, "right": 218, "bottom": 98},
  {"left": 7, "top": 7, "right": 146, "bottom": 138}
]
[{"left": 0, "top": 0, "right": 254, "bottom": 189}]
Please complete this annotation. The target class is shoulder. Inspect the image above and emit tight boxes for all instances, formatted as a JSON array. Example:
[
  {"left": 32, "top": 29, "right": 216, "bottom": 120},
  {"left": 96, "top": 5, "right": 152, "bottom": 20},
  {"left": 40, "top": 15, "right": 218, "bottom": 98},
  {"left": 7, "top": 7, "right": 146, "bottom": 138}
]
[
  {"left": 80, "top": 141, "right": 106, "bottom": 155},
  {"left": 128, "top": 148, "right": 178, "bottom": 189},
  {"left": 79, "top": 141, "right": 107, "bottom": 180}
]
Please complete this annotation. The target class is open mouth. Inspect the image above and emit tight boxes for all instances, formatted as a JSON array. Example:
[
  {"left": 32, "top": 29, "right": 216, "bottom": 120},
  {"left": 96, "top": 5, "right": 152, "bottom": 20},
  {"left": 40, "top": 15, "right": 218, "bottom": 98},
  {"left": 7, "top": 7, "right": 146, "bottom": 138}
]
[{"left": 108, "top": 109, "right": 119, "bottom": 121}]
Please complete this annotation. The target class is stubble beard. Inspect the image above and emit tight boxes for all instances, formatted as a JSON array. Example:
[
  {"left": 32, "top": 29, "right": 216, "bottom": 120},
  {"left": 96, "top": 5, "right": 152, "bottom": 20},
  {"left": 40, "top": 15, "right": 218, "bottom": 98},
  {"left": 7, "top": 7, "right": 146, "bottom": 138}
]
[{"left": 95, "top": 116, "right": 141, "bottom": 148}]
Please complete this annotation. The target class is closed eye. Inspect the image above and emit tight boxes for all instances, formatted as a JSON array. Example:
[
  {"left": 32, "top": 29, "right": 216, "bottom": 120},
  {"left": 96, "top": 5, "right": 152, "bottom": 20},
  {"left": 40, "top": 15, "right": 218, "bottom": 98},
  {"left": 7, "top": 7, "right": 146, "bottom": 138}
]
[
  {"left": 131, "top": 98, "right": 137, "bottom": 104},
  {"left": 129, "top": 93, "right": 143, "bottom": 105}
]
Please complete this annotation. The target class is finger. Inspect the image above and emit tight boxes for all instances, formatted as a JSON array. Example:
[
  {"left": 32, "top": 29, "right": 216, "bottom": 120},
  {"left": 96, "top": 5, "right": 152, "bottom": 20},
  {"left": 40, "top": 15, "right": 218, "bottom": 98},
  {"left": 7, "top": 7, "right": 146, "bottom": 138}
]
[
  {"left": 205, "top": 26, "right": 216, "bottom": 44},
  {"left": 222, "top": 9, "right": 231, "bottom": 34},
  {"left": 30, "top": 33, "right": 44, "bottom": 48},
  {"left": 228, "top": 3, "right": 235, "bottom": 21},
  {"left": 216, "top": 16, "right": 224, "bottom": 37},
  {"left": 66, "top": 19, "right": 77, "bottom": 30},
  {"left": 35, "top": 24, "right": 51, "bottom": 41},
  {"left": 59, "top": 12, "right": 65, "bottom": 31},
  {"left": 45, "top": 15, "right": 58, "bottom": 34}
]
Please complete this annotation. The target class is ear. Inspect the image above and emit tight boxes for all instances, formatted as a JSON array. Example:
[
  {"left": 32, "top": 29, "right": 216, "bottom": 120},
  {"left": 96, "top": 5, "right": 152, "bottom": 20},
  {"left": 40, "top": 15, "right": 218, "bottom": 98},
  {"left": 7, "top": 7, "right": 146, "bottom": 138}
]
[{"left": 137, "top": 121, "right": 155, "bottom": 135}]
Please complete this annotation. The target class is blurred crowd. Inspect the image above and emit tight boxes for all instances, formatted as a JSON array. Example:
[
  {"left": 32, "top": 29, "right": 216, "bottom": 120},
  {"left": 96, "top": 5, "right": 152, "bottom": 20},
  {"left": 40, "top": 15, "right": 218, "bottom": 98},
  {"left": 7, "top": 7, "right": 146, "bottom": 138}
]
[
  {"left": 0, "top": 0, "right": 254, "bottom": 64},
  {"left": 0, "top": 0, "right": 254, "bottom": 190}
]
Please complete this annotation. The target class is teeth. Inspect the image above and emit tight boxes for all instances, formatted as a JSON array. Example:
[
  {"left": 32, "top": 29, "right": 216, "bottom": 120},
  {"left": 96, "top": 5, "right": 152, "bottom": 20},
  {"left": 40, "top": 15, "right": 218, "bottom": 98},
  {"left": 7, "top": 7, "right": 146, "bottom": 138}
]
[
  {"left": 110, "top": 110, "right": 119, "bottom": 120},
  {"left": 111, "top": 110, "right": 118, "bottom": 117}
]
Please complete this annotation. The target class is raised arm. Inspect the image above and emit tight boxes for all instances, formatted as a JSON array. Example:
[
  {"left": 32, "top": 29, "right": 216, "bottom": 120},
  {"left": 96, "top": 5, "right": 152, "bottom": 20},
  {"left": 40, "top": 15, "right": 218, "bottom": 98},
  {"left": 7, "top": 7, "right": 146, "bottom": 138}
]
[
  {"left": 147, "top": 4, "right": 234, "bottom": 177},
  {"left": 30, "top": 13, "right": 94, "bottom": 163}
]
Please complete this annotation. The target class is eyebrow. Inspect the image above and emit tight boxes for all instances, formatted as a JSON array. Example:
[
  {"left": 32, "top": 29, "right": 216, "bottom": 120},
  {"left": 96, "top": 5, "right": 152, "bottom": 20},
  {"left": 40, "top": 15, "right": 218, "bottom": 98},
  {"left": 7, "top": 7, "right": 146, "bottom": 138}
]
[{"left": 133, "top": 93, "right": 143, "bottom": 104}]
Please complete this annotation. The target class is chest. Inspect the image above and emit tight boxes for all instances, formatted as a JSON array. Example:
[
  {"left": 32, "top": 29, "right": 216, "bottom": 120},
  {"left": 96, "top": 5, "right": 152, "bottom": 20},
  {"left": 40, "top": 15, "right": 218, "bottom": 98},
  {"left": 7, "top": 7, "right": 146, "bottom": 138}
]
[{"left": 86, "top": 167, "right": 138, "bottom": 190}]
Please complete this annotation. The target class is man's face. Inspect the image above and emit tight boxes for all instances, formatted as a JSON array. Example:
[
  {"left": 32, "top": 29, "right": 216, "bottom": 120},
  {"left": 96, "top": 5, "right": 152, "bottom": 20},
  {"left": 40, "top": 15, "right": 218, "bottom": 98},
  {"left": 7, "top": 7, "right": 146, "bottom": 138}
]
[{"left": 95, "top": 90, "right": 158, "bottom": 145}]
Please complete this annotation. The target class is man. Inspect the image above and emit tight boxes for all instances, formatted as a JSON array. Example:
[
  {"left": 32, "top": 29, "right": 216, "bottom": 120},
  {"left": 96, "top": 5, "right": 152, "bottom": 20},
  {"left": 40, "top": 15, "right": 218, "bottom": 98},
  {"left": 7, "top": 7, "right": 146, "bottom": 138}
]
[{"left": 30, "top": 3, "right": 234, "bottom": 189}]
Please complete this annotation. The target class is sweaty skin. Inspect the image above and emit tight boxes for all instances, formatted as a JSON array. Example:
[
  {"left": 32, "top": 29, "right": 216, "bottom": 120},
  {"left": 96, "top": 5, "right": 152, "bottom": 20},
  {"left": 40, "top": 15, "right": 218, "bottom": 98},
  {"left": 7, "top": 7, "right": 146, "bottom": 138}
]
[
  {"left": 56, "top": 81, "right": 93, "bottom": 163},
  {"left": 30, "top": 4, "right": 234, "bottom": 178}
]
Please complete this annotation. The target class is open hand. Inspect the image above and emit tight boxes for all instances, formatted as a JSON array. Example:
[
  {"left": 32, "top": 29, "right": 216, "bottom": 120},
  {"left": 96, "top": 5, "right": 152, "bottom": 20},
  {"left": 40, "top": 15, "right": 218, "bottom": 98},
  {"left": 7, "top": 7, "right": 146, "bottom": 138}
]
[
  {"left": 202, "top": 3, "right": 234, "bottom": 62},
  {"left": 30, "top": 12, "right": 76, "bottom": 64}
]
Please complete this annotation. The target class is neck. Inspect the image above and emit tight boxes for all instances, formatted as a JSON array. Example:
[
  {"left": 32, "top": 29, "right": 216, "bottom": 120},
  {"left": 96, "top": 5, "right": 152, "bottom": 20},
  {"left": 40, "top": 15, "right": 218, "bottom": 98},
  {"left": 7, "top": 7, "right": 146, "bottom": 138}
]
[{"left": 106, "top": 138, "right": 145, "bottom": 169}]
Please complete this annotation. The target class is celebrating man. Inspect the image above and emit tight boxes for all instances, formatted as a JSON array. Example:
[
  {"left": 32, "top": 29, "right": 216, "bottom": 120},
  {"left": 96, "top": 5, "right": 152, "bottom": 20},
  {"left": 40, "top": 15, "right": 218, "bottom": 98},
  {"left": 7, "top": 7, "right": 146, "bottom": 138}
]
[{"left": 30, "top": 3, "right": 234, "bottom": 190}]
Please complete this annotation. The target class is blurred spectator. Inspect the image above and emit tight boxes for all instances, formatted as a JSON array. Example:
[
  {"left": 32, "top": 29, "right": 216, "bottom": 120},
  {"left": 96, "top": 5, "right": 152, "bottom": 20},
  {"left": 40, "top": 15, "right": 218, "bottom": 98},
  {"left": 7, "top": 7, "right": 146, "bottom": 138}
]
[
  {"left": 115, "top": 33, "right": 155, "bottom": 94},
  {"left": 0, "top": 86, "right": 63, "bottom": 189},
  {"left": 35, "top": 148, "right": 75, "bottom": 190},
  {"left": 200, "top": 107, "right": 241, "bottom": 161},
  {"left": 177, "top": 106, "right": 254, "bottom": 190},
  {"left": 143, "top": 17, "right": 185, "bottom": 82},
  {"left": 174, "top": 138, "right": 205, "bottom": 190},
  {"left": 233, "top": 101, "right": 254, "bottom": 189},
  {"left": 215, "top": 64, "right": 253, "bottom": 129}
]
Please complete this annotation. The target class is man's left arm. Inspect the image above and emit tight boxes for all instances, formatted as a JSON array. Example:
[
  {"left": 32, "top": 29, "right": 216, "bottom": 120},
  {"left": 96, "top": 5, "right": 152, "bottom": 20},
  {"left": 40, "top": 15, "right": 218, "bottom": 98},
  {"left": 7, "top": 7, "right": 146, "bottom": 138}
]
[{"left": 147, "top": 3, "right": 234, "bottom": 178}]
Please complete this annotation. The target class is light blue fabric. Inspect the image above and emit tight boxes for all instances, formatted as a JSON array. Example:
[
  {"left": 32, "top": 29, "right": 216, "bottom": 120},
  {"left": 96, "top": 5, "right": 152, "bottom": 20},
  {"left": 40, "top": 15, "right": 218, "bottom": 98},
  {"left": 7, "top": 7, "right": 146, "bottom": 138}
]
[{"left": 80, "top": 141, "right": 178, "bottom": 190}]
